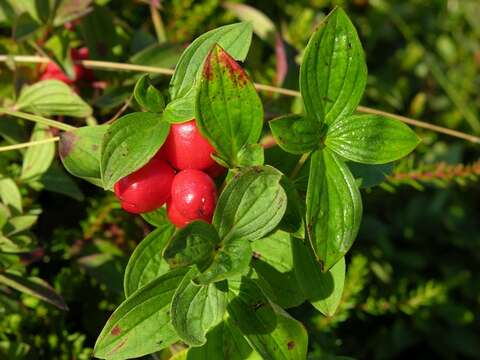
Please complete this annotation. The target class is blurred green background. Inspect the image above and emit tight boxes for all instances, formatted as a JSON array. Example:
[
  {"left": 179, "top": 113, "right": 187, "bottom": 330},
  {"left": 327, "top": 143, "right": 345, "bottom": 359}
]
[{"left": 0, "top": 0, "right": 479, "bottom": 359}]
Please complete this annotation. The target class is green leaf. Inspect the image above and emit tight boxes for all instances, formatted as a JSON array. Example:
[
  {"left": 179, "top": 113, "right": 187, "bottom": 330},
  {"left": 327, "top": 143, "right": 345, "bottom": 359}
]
[
  {"left": 269, "top": 114, "right": 320, "bottom": 154},
  {"left": 279, "top": 176, "right": 304, "bottom": 237},
  {"left": 94, "top": 268, "right": 188, "bottom": 359},
  {"left": 14, "top": 12, "right": 41, "bottom": 41},
  {"left": 237, "top": 144, "right": 264, "bottom": 167},
  {"left": 0, "top": 272, "right": 67, "bottom": 310},
  {"left": 227, "top": 278, "right": 308, "bottom": 360},
  {"left": 100, "top": 112, "right": 170, "bottom": 190},
  {"left": 170, "top": 22, "right": 252, "bottom": 101},
  {"left": 348, "top": 162, "right": 393, "bottom": 188},
  {"left": 141, "top": 206, "right": 170, "bottom": 227},
  {"left": 16, "top": 80, "right": 92, "bottom": 117},
  {"left": 59, "top": 124, "right": 108, "bottom": 187},
  {"left": 196, "top": 44, "right": 263, "bottom": 166},
  {"left": 164, "top": 221, "right": 220, "bottom": 270},
  {"left": 300, "top": 7, "right": 367, "bottom": 125},
  {"left": 291, "top": 237, "right": 345, "bottom": 316},
  {"left": 163, "top": 90, "right": 196, "bottom": 123},
  {"left": 187, "top": 320, "right": 262, "bottom": 359},
  {"left": 54, "top": 0, "right": 92, "bottom": 26},
  {"left": 21, "top": 124, "right": 55, "bottom": 181},
  {"left": 195, "top": 237, "right": 252, "bottom": 285},
  {"left": 306, "top": 149, "right": 362, "bottom": 271},
  {"left": 0, "top": 177, "right": 22, "bottom": 213},
  {"left": 130, "top": 43, "right": 183, "bottom": 68},
  {"left": 171, "top": 268, "right": 228, "bottom": 346},
  {"left": 196, "top": 166, "right": 288, "bottom": 283},
  {"left": 123, "top": 223, "right": 176, "bottom": 298},
  {"left": 251, "top": 231, "right": 305, "bottom": 308},
  {"left": 325, "top": 114, "right": 421, "bottom": 164},
  {"left": 213, "top": 166, "right": 287, "bottom": 243},
  {"left": 4, "top": 215, "right": 38, "bottom": 236},
  {"left": 0, "top": 204, "right": 10, "bottom": 230},
  {"left": 133, "top": 74, "right": 165, "bottom": 113},
  {"left": 81, "top": 6, "right": 118, "bottom": 60}
]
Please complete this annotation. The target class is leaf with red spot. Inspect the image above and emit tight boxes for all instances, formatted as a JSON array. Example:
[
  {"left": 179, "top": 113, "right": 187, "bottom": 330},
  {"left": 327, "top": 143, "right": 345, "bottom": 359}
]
[
  {"left": 196, "top": 44, "right": 263, "bottom": 167},
  {"left": 165, "top": 22, "right": 253, "bottom": 123},
  {"left": 94, "top": 267, "right": 188, "bottom": 359},
  {"left": 59, "top": 124, "right": 109, "bottom": 187}
]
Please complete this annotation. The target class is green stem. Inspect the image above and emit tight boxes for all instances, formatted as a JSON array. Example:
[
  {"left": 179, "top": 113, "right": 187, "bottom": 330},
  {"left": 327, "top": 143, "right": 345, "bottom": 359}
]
[
  {"left": 0, "top": 137, "right": 60, "bottom": 152},
  {"left": 0, "top": 108, "right": 76, "bottom": 132},
  {"left": 290, "top": 152, "right": 310, "bottom": 180}
]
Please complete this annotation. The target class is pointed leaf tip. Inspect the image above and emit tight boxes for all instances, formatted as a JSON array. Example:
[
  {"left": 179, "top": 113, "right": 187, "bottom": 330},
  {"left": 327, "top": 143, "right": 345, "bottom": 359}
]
[{"left": 204, "top": 44, "right": 249, "bottom": 87}]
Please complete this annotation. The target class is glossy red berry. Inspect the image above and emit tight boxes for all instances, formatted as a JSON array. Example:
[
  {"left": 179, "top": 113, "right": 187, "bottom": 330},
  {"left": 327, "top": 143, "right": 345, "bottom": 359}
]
[
  {"left": 114, "top": 157, "right": 175, "bottom": 214},
  {"left": 169, "top": 169, "right": 217, "bottom": 225},
  {"left": 163, "top": 119, "right": 216, "bottom": 170},
  {"left": 166, "top": 198, "right": 191, "bottom": 228}
]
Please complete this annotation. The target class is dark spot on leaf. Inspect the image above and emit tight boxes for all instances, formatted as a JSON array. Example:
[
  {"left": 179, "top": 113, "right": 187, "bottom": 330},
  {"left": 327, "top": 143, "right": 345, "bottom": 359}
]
[
  {"left": 92, "top": 144, "right": 99, "bottom": 151},
  {"left": 287, "top": 341, "right": 295, "bottom": 350},
  {"left": 107, "top": 337, "right": 128, "bottom": 356},
  {"left": 252, "top": 251, "right": 261, "bottom": 259},
  {"left": 217, "top": 47, "right": 249, "bottom": 87},
  {"left": 111, "top": 325, "right": 121, "bottom": 336},
  {"left": 59, "top": 131, "right": 79, "bottom": 159}
]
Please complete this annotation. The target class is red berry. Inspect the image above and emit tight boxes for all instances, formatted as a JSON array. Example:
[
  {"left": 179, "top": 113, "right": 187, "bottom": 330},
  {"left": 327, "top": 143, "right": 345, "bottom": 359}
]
[
  {"left": 39, "top": 47, "right": 94, "bottom": 85},
  {"left": 72, "top": 47, "right": 94, "bottom": 82},
  {"left": 40, "top": 62, "right": 74, "bottom": 84},
  {"left": 205, "top": 162, "right": 227, "bottom": 178},
  {"left": 166, "top": 198, "right": 191, "bottom": 228},
  {"left": 163, "top": 119, "right": 216, "bottom": 170},
  {"left": 114, "top": 157, "right": 175, "bottom": 214},
  {"left": 170, "top": 169, "right": 217, "bottom": 224}
]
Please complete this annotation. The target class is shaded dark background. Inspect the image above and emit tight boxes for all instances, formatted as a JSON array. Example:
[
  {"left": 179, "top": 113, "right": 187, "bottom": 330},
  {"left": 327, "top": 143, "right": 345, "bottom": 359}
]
[{"left": 0, "top": 0, "right": 478, "bottom": 359}]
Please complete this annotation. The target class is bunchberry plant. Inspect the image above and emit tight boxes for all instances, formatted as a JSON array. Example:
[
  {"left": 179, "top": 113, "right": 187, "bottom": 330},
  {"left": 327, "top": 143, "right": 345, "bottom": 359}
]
[{"left": 52, "top": 7, "right": 419, "bottom": 359}]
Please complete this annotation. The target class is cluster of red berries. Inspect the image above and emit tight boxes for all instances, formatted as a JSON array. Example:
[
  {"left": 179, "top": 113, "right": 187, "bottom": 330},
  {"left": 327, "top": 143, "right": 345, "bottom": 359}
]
[
  {"left": 39, "top": 47, "right": 94, "bottom": 85},
  {"left": 114, "top": 120, "right": 225, "bottom": 228}
]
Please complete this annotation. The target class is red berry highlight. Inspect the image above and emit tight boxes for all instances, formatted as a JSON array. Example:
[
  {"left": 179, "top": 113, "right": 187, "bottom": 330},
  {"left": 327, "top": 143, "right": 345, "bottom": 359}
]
[
  {"left": 169, "top": 169, "right": 217, "bottom": 226},
  {"left": 114, "top": 157, "right": 175, "bottom": 214},
  {"left": 163, "top": 119, "right": 216, "bottom": 170}
]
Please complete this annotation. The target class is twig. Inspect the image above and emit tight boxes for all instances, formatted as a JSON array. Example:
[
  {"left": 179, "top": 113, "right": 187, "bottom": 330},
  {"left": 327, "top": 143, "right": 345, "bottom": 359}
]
[
  {"left": 0, "top": 108, "right": 76, "bottom": 131},
  {"left": 107, "top": 95, "right": 133, "bottom": 124},
  {"left": 290, "top": 152, "right": 310, "bottom": 179},
  {"left": 0, "top": 137, "right": 59, "bottom": 152},
  {"left": 356, "top": 106, "right": 480, "bottom": 144},
  {"left": 1, "top": 56, "right": 479, "bottom": 144}
]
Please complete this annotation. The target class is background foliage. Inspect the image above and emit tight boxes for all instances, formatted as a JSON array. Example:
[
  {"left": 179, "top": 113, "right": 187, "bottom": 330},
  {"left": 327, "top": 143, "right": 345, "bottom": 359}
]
[{"left": 0, "top": 0, "right": 478, "bottom": 359}]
